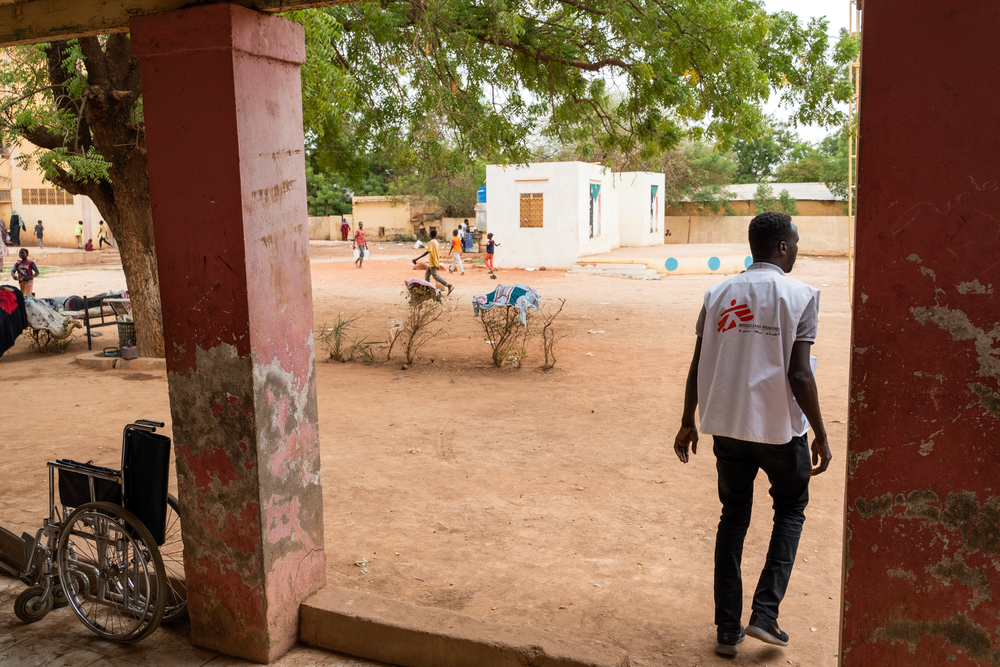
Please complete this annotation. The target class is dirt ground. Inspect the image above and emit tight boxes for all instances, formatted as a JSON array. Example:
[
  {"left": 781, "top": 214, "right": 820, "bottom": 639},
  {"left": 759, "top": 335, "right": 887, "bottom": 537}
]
[{"left": 0, "top": 245, "right": 852, "bottom": 666}]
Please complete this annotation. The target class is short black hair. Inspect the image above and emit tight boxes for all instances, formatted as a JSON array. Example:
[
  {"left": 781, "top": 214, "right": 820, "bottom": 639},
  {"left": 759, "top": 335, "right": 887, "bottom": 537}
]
[
  {"left": 430, "top": 229, "right": 438, "bottom": 239},
  {"left": 453, "top": 229, "right": 458, "bottom": 235},
  {"left": 748, "top": 212, "right": 793, "bottom": 258}
]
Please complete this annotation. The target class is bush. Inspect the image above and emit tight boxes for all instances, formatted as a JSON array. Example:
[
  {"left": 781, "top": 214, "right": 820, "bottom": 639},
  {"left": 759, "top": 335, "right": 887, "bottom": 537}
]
[
  {"left": 400, "top": 301, "right": 445, "bottom": 365},
  {"left": 478, "top": 306, "right": 532, "bottom": 368},
  {"left": 317, "top": 315, "right": 385, "bottom": 363},
  {"left": 26, "top": 328, "right": 71, "bottom": 354},
  {"left": 537, "top": 298, "right": 567, "bottom": 370}
]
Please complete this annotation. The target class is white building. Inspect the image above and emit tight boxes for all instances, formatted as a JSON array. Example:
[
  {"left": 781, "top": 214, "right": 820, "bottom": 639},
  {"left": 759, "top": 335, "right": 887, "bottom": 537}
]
[
  {"left": 614, "top": 171, "right": 665, "bottom": 247},
  {"left": 484, "top": 162, "right": 620, "bottom": 269}
]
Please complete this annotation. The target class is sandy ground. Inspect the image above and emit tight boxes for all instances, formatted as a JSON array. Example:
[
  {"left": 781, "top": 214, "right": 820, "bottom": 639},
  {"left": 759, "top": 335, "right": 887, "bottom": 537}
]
[{"left": 0, "top": 246, "right": 852, "bottom": 666}]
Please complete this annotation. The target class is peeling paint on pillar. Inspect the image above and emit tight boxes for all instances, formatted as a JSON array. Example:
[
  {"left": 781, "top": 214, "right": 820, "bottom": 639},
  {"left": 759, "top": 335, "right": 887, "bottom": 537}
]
[
  {"left": 844, "top": 1, "right": 1000, "bottom": 665},
  {"left": 132, "top": 4, "right": 325, "bottom": 662}
]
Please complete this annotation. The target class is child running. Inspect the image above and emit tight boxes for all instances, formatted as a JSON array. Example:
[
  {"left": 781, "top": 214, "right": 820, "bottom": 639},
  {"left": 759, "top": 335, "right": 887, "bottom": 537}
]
[
  {"left": 485, "top": 233, "right": 499, "bottom": 277},
  {"left": 412, "top": 229, "right": 453, "bottom": 295},
  {"left": 448, "top": 229, "right": 464, "bottom": 275}
]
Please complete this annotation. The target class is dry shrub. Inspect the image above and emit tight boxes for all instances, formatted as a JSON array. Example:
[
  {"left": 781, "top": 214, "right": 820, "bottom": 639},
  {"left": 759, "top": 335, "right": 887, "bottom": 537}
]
[
  {"left": 27, "top": 328, "right": 72, "bottom": 354},
  {"left": 401, "top": 300, "right": 445, "bottom": 365},
  {"left": 478, "top": 306, "right": 532, "bottom": 368},
  {"left": 537, "top": 298, "right": 567, "bottom": 370}
]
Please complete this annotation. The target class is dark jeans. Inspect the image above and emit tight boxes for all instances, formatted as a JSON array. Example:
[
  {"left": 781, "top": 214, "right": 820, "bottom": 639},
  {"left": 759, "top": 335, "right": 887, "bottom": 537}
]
[{"left": 713, "top": 434, "right": 810, "bottom": 633}]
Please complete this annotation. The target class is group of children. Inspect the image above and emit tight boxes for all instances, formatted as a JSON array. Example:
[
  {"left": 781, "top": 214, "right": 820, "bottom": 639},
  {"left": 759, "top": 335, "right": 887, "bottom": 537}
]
[{"left": 412, "top": 227, "right": 499, "bottom": 295}]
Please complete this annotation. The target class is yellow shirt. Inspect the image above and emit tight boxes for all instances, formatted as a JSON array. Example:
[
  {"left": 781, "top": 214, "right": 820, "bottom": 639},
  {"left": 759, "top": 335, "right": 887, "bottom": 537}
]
[
  {"left": 98, "top": 225, "right": 109, "bottom": 240},
  {"left": 428, "top": 239, "right": 440, "bottom": 268}
]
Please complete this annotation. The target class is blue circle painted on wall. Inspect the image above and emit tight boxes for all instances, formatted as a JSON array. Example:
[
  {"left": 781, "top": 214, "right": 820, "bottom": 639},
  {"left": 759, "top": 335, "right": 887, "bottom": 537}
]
[
  {"left": 665, "top": 257, "right": 679, "bottom": 272},
  {"left": 745, "top": 256, "right": 753, "bottom": 269},
  {"left": 708, "top": 256, "right": 721, "bottom": 271}
]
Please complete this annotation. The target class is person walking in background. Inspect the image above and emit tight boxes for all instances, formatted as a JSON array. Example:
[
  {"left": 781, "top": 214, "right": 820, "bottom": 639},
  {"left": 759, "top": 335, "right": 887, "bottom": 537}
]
[
  {"left": 98, "top": 220, "right": 112, "bottom": 249},
  {"left": 412, "top": 229, "right": 453, "bottom": 296},
  {"left": 0, "top": 217, "right": 7, "bottom": 244},
  {"left": 673, "top": 211, "right": 831, "bottom": 657},
  {"left": 34, "top": 220, "right": 44, "bottom": 249},
  {"left": 0, "top": 231, "right": 7, "bottom": 277},
  {"left": 462, "top": 218, "right": 474, "bottom": 252},
  {"left": 74, "top": 220, "right": 84, "bottom": 249},
  {"left": 11, "top": 248, "right": 39, "bottom": 296},
  {"left": 341, "top": 217, "right": 349, "bottom": 241},
  {"left": 448, "top": 229, "right": 464, "bottom": 275},
  {"left": 485, "top": 233, "right": 499, "bottom": 277},
  {"left": 8, "top": 211, "right": 23, "bottom": 246},
  {"left": 353, "top": 221, "right": 367, "bottom": 269}
]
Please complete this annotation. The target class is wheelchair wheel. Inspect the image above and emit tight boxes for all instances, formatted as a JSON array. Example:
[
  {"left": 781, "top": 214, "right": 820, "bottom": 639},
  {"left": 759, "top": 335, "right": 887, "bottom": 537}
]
[
  {"left": 160, "top": 494, "right": 187, "bottom": 622},
  {"left": 14, "top": 585, "right": 52, "bottom": 623},
  {"left": 56, "top": 501, "right": 166, "bottom": 643}
]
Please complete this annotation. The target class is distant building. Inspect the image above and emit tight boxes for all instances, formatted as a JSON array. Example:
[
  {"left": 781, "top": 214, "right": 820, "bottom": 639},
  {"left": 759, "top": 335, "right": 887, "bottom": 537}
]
[
  {"left": 669, "top": 182, "right": 845, "bottom": 217},
  {"left": 485, "top": 162, "right": 623, "bottom": 269},
  {"left": 2, "top": 140, "right": 106, "bottom": 248}
]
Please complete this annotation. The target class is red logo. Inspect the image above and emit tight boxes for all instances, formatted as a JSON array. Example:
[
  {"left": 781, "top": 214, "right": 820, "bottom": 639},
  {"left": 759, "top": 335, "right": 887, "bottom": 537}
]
[{"left": 717, "top": 299, "right": 753, "bottom": 332}]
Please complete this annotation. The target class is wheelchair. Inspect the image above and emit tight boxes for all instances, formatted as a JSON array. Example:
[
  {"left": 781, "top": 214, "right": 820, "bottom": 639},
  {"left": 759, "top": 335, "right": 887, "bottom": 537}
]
[{"left": 0, "top": 419, "right": 187, "bottom": 642}]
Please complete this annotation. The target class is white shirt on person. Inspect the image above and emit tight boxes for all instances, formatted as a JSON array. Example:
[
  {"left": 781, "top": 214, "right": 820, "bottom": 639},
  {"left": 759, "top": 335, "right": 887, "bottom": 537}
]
[{"left": 695, "top": 262, "right": 820, "bottom": 444}]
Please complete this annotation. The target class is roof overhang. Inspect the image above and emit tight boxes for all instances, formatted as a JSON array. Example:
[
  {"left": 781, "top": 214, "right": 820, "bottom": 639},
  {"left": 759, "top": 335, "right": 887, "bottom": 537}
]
[{"left": 0, "top": 0, "right": 352, "bottom": 47}]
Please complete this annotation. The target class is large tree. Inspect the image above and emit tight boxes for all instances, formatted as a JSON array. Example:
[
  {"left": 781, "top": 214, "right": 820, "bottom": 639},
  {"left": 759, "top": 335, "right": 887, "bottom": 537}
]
[
  {"left": 0, "top": 38, "right": 163, "bottom": 356},
  {"left": 0, "top": 3, "right": 856, "bottom": 357},
  {"left": 307, "top": 2, "right": 857, "bottom": 179}
]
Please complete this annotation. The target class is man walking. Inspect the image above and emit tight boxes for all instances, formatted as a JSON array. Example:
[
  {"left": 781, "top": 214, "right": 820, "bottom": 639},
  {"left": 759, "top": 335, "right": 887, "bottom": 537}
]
[
  {"left": 74, "top": 220, "right": 84, "bottom": 249},
  {"left": 412, "top": 229, "right": 453, "bottom": 296},
  {"left": 34, "top": 220, "right": 44, "bottom": 249},
  {"left": 673, "top": 212, "right": 831, "bottom": 657},
  {"left": 353, "top": 221, "right": 367, "bottom": 268}
]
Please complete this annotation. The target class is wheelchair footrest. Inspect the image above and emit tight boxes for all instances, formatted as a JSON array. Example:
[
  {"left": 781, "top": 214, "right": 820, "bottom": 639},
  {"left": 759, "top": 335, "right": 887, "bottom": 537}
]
[{"left": 0, "top": 525, "right": 26, "bottom": 573}]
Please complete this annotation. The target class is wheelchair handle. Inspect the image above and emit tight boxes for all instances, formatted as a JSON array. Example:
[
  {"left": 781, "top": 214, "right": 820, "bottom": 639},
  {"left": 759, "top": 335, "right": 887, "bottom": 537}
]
[{"left": 134, "top": 419, "right": 165, "bottom": 428}]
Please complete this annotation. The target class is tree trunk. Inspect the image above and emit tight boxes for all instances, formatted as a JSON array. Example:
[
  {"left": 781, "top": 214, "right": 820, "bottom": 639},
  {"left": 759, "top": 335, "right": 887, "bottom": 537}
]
[{"left": 104, "top": 188, "right": 164, "bottom": 359}]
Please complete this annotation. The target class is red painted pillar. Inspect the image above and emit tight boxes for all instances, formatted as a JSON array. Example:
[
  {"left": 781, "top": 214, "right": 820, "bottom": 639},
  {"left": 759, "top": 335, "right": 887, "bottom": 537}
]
[
  {"left": 131, "top": 5, "right": 325, "bottom": 661},
  {"left": 844, "top": 2, "right": 1000, "bottom": 665}
]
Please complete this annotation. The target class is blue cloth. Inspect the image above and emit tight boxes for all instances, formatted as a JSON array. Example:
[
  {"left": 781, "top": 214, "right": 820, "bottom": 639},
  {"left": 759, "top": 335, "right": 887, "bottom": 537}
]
[{"left": 472, "top": 283, "right": 540, "bottom": 326}]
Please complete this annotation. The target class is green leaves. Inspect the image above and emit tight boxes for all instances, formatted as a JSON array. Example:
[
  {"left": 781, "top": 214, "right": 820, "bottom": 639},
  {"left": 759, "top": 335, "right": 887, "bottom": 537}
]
[{"left": 300, "top": 0, "right": 856, "bottom": 191}]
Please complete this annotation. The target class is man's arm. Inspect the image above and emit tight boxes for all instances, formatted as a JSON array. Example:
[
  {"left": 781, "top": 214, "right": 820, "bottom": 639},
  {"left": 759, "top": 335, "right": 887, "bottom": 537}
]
[
  {"left": 412, "top": 251, "right": 429, "bottom": 263},
  {"left": 674, "top": 336, "right": 702, "bottom": 464},
  {"left": 788, "top": 340, "right": 832, "bottom": 476}
]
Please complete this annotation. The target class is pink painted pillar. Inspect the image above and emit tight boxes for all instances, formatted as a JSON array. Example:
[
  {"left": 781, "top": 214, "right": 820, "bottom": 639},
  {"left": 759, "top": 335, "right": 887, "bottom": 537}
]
[
  {"left": 131, "top": 5, "right": 325, "bottom": 661},
  {"left": 844, "top": 1, "right": 1000, "bottom": 665}
]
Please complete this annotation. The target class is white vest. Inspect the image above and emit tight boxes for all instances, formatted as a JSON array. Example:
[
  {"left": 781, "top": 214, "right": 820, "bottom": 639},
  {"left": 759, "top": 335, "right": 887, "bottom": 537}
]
[{"left": 697, "top": 263, "right": 819, "bottom": 444}]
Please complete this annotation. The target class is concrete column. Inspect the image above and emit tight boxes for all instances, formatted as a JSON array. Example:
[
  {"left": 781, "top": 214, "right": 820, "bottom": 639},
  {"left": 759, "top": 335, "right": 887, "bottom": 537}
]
[
  {"left": 844, "top": 2, "right": 1000, "bottom": 665},
  {"left": 131, "top": 5, "right": 325, "bottom": 661}
]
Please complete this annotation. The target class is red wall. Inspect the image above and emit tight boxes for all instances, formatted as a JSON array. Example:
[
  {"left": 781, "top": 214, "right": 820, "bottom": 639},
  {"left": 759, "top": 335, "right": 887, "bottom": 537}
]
[{"left": 844, "top": 2, "right": 1000, "bottom": 665}]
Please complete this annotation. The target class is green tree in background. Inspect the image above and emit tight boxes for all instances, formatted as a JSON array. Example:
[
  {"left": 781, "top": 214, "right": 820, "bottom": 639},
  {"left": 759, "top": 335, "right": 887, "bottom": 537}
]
[
  {"left": 306, "top": 167, "right": 352, "bottom": 217},
  {"left": 752, "top": 183, "right": 798, "bottom": 215},
  {"left": 777, "top": 128, "right": 849, "bottom": 202},
  {"left": 733, "top": 119, "right": 799, "bottom": 183}
]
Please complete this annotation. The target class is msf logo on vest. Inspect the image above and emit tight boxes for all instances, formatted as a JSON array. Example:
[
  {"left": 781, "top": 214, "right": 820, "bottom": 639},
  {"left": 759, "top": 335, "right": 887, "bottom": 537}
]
[{"left": 717, "top": 299, "right": 753, "bottom": 332}]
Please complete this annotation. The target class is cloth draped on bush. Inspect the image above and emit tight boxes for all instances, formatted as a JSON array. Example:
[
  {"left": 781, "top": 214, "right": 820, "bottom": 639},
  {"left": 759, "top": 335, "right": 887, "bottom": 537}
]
[
  {"left": 404, "top": 278, "right": 441, "bottom": 305},
  {"left": 472, "top": 283, "right": 541, "bottom": 326},
  {"left": 25, "top": 295, "right": 82, "bottom": 339}
]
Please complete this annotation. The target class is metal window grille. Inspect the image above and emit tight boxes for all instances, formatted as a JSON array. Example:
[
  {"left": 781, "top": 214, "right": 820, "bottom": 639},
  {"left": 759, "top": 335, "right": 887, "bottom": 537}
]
[
  {"left": 0, "top": 191, "right": 10, "bottom": 202},
  {"left": 21, "top": 188, "right": 74, "bottom": 206},
  {"left": 519, "top": 193, "right": 543, "bottom": 228}
]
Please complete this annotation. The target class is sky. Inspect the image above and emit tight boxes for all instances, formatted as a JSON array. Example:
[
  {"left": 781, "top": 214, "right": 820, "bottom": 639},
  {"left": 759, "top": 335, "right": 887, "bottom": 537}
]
[{"left": 763, "top": 0, "right": 855, "bottom": 143}]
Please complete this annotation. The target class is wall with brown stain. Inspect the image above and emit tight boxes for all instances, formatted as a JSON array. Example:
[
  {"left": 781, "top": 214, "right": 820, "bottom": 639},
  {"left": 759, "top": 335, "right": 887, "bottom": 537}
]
[{"left": 844, "top": 2, "right": 1000, "bottom": 665}]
